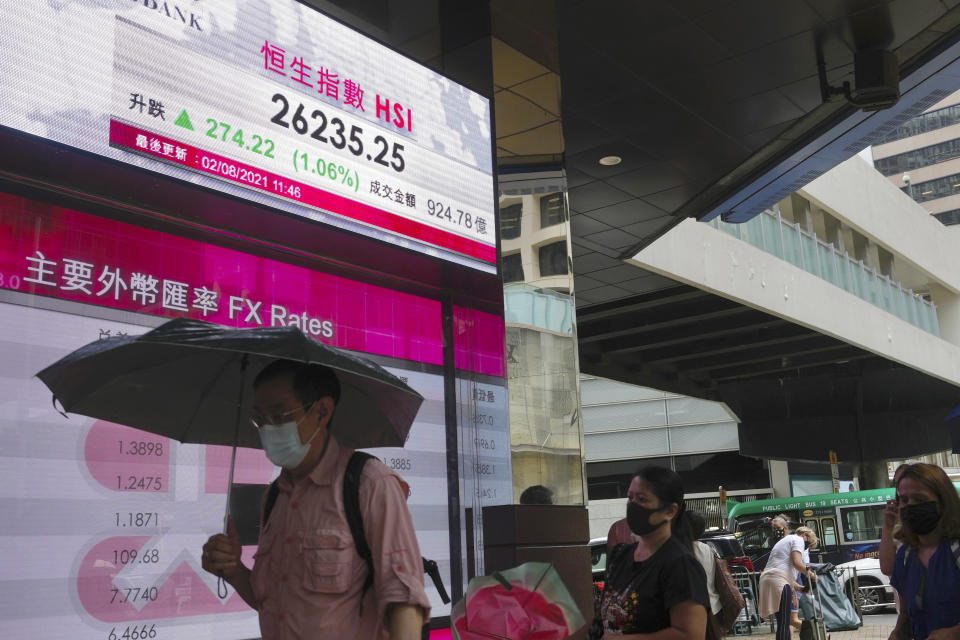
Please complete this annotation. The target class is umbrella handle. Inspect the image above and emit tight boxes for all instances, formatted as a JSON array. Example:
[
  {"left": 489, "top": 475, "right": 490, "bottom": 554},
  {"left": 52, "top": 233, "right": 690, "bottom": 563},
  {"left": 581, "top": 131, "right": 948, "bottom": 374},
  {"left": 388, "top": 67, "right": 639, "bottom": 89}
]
[
  {"left": 222, "top": 354, "right": 249, "bottom": 534},
  {"left": 492, "top": 571, "right": 513, "bottom": 591}
]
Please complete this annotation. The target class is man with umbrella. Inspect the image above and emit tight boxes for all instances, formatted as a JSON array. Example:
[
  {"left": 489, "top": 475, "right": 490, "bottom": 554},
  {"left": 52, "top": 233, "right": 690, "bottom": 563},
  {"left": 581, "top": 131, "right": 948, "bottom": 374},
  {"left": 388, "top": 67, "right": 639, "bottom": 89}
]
[
  {"left": 201, "top": 359, "right": 430, "bottom": 639},
  {"left": 38, "top": 318, "right": 433, "bottom": 639}
]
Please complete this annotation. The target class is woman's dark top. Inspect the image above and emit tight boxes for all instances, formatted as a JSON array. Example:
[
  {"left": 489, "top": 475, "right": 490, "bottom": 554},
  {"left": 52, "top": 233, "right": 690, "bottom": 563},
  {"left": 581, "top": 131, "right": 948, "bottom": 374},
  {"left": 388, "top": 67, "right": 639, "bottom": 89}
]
[
  {"left": 599, "top": 536, "right": 709, "bottom": 635},
  {"left": 890, "top": 539, "right": 960, "bottom": 639}
]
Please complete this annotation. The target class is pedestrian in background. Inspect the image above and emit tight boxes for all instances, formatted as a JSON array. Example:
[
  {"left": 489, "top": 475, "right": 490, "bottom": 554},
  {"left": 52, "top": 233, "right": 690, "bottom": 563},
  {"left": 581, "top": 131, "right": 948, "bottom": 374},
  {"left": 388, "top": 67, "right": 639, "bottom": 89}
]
[
  {"left": 688, "top": 513, "right": 723, "bottom": 627},
  {"left": 758, "top": 526, "right": 819, "bottom": 640},
  {"left": 889, "top": 463, "right": 960, "bottom": 640},
  {"left": 771, "top": 514, "right": 790, "bottom": 540}
]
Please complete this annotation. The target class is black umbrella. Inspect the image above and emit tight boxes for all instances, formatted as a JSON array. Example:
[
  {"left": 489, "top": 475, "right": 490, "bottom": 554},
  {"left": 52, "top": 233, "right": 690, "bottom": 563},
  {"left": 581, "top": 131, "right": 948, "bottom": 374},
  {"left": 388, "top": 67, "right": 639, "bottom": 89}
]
[{"left": 36, "top": 316, "right": 424, "bottom": 509}]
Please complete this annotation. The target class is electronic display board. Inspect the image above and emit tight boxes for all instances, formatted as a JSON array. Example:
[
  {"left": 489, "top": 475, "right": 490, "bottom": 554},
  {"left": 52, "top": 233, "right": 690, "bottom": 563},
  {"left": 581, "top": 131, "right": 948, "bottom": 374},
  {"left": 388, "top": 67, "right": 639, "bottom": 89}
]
[
  {"left": 1, "top": 0, "right": 496, "bottom": 268},
  {"left": 0, "top": 192, "right": 514, "bottom": 639}
]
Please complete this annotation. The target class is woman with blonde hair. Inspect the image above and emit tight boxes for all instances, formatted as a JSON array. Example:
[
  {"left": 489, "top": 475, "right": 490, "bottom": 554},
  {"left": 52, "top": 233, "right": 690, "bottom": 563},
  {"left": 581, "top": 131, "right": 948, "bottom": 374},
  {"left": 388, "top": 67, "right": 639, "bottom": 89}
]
[
  {"left": 889, "top": 463, "right": 960, "bottom": 640},
  {"left": 758, "top": 526, "right": 818, "bottom": 640}
]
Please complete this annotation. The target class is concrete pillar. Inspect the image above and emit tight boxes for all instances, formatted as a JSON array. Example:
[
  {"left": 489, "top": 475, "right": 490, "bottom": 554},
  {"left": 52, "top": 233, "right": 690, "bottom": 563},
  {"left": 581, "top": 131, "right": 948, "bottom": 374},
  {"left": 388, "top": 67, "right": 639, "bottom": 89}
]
[
  {"left": 810, "top": 205, "right": 827, "bottom": 238},
  {"left": 859, "top": 461, "right": 890, "bottom": 490},
  {"left": 864, "top": 242, "right": 882, "bottom": 272},
  {"left": 930, "top": 282, "right": 960, "bottom": 346},
  {"left": 769, "top": 459, "right": 791, "bottom": 498}
]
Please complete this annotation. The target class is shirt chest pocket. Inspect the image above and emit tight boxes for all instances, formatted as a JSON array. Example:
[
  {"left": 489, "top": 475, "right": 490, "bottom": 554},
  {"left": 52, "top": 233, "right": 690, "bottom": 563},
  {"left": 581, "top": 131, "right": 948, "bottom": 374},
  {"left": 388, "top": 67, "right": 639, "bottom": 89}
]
[{"left": 301, "top": 529, "right": 356, "bottom": 594}]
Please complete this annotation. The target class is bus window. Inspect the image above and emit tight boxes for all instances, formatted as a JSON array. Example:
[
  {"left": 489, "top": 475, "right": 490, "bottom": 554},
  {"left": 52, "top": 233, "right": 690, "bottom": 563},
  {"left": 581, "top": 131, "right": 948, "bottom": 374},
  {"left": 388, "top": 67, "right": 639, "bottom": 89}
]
[
  {"left": 840, "top": 505, "right": 884, "bottom": 542},
  {"left": 804, "top": 519, "right": 820, "bottom": 541},
  {"left": 820, "top": 517, "right": 837, "bottom": 547}
]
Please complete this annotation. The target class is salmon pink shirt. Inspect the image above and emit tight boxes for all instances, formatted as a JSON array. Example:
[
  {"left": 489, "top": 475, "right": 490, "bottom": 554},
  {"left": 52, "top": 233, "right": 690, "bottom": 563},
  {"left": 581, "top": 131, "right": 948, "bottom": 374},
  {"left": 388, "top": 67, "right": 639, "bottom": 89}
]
[{"left": 250, "top": 436, "right": 431, "bottom": 639}]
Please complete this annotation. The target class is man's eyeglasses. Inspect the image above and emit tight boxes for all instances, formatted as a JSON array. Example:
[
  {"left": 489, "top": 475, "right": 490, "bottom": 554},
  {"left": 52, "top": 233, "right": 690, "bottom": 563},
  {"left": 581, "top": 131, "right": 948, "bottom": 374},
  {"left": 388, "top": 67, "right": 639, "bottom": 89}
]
[{"left": 249, "top": 402, "right": 314, "bottom": 429}]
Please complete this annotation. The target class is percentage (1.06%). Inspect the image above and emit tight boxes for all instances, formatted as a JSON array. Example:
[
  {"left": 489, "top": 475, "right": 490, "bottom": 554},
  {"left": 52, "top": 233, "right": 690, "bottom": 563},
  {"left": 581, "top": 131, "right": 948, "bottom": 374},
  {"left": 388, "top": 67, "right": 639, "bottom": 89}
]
[{"left": 293, "top": 150, "right": 359, "bottom": 192}]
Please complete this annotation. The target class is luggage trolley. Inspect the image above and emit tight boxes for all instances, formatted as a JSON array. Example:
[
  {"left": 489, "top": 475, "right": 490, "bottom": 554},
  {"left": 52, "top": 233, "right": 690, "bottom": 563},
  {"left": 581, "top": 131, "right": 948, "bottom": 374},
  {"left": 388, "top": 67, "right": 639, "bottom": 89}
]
[
  {"left": 727, "top": 565, "right": 761, "bottom": 635},
  {"left": 799, "top": 578, "right": 828, "bottom": 640}
]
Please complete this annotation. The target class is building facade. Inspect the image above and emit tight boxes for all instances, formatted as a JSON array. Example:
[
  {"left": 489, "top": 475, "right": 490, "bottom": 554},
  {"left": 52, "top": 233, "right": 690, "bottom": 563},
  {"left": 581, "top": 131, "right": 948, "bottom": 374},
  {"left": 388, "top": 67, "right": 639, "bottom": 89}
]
[{"left": 873, "top": 89, "right": 960, "bottom": 227}]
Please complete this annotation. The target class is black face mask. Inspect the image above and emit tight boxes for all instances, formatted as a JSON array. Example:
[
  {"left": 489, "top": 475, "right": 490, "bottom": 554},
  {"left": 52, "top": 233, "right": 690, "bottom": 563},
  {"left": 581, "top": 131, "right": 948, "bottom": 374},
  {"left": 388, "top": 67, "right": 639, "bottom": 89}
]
[
  {"left": 774, "top": 528, "right": 786, "bottom": 539},
  {"left": 901, "top": 501, "right": 940, "bottom": 535},
  {"left": 626, "top": 501, "right": 668, "bottom": 536},
  {"left": 803, "top": 540, "right": 811, "bottom": 550}
]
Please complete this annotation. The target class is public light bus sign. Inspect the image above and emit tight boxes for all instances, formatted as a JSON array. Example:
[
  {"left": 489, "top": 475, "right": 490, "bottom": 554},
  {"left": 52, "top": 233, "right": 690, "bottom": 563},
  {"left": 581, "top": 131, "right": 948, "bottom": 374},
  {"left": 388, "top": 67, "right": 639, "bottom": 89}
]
[{"left": 1, "top": 1, "right": 496, "bottom": 267}]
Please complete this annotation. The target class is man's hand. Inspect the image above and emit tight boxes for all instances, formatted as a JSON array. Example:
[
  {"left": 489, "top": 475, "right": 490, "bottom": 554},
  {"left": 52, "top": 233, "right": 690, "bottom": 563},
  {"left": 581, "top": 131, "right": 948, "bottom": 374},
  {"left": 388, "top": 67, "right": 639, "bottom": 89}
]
[
  {"left": 386, "top": 603, "right": 424, "bottom": 640},
  {"left": 201, "top": 516, "right": 242, "bottom": 581},
  {"left": 883, "top": 499, "right": 899, "bottom": 530}
]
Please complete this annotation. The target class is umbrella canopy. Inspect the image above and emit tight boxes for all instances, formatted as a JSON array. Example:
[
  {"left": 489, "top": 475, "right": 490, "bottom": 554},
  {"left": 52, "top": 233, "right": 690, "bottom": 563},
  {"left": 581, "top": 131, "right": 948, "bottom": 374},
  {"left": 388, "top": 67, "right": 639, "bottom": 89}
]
[
  {"left": 36, "top": 317, "right": 423, "bottom": 451},
  {"left": 451, "top": 562, "right": 585, "bottom": 640}
]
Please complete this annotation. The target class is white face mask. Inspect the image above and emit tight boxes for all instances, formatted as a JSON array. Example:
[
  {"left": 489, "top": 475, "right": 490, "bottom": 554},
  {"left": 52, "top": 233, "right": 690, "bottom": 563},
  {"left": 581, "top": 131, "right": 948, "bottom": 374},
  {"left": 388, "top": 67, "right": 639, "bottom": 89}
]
[{"left": 256, "top": 407, "right": 322, "bottom": 469}]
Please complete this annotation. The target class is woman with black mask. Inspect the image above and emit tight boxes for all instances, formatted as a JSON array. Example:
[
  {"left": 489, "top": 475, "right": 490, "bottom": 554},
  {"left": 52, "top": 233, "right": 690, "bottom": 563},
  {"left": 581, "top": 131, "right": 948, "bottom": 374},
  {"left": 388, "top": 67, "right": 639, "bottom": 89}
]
[
  {"left": 758, "top": 526, "right": 818, "bottom": 640},
  {"left": 594, "top": 466, "right": 708, "bottom": 640},
  {"left": 890, "top": 463, "right": 960, "bottom": 640}
]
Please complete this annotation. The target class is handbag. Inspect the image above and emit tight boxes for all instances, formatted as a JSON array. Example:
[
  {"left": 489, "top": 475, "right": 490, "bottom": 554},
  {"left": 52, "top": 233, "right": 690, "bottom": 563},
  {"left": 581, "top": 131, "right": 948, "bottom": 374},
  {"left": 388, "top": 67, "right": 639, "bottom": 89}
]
[{"left": 714, "top": 556, "right": 745, "bottom": 633}]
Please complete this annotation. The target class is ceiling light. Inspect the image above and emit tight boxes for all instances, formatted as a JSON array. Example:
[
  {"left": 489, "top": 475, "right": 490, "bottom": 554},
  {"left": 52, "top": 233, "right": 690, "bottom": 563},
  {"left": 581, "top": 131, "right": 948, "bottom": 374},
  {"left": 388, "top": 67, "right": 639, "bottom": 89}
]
[{"left": 598, "top": 155, "right": 621, "bottom": 166}]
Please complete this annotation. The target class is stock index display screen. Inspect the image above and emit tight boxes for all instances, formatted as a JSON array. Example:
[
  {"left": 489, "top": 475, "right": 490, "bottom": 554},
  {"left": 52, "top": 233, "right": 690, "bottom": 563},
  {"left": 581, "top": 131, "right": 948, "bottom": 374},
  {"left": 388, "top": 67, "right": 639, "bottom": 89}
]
[{"left": 1, "top": 0, "right": 497, "bottom": 268}]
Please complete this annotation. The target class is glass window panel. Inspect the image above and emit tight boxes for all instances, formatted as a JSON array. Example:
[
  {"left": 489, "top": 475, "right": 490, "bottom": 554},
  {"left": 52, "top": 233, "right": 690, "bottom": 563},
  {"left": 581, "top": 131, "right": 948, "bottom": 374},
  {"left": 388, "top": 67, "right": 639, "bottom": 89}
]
[
  {"left": 762, "top": 214, "right": 782, "bottom": 257},
  {"left": 719, "top": 220, "right": 740, "bottom": 239},
  {"left": 584, "top": 428, "right": 670, "bottom": 459},
  {"left": 500, "top": 203, "right": 522, "bottom": 239},
  {"left": 821, "top": 517, "right": 838, "bottom": 547},
  {"left": 665, "top": 397, "right": 732, "bottom": 424},
  {"left": 782, "top": 224, "right": 803, "bottom": 267},
  {"left": 743, "top": 216, "right": 764, "bottom": 248},
  {"left": 539, "top": 192, "right": 566, "bottom": 228},
  {"left": 801, "top": 233, "right": 819, "bottom": 277},
  {"left": 846, "top": 258, "right": 863, "bottom": 298},
  {"left": 581, "top": 379, "right": 666, "bottom": 405},
  {"left": 582, "top": 399, "right": 667, "bottom": 432},
  {"left": 502, "top": 253, "right": 524, "bottom": 283},
  {"left": 840, "top": 505, "right": 884, "bottom": 542},
  {"left": 878, "top": 103, "right": 960, "bottom": 144},
  {"left": 817, "top": 244, "right": 838, "bottom": 285},
  {"left": 864, "top": 270, "right": 879, "bottom": 305},
  {"left": 538, "top": 241, "right": 568, "bottom": 277},
  {"left": 879, "top": 277, "right": 893, "bottom": 313},
  {"left": 667, "top": 422, "right": 739, "bottom": 454}
]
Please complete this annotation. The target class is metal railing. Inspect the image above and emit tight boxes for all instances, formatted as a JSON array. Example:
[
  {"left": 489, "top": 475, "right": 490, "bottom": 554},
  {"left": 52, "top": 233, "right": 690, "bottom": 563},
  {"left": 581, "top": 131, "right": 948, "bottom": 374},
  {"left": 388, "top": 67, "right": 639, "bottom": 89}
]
[
  {"left": 705, "top": 209, "right": 940, "bottom": 336},
  {"left": 835, "top": 565, "right": 895, "bottom": 615},
  {"left": 727, "top": 565, "right": 895, "bottom": 635}
]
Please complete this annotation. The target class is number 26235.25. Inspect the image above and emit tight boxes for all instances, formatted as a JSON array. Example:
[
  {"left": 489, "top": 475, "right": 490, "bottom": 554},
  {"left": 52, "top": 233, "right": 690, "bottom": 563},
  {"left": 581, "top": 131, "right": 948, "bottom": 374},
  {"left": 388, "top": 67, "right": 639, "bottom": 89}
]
[{"left": 270, "top": 93, "right": 405, "bottom": 173}]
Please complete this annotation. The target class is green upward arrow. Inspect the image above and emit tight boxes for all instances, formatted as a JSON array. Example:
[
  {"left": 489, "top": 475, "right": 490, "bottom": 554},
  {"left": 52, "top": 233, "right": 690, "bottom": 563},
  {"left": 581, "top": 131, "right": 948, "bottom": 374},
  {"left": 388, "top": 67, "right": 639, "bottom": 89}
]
[{"left": 174, "top": 109, "right": 194, "bottom": 131}]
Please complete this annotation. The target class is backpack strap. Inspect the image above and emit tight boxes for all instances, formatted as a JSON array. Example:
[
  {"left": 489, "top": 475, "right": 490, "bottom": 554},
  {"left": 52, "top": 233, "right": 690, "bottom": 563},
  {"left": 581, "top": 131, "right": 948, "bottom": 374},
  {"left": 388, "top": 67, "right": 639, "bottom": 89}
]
[
  {"left": 263, "top": 479, "right": 280, "bottom": 525},
  {"left": 951, "top": 539, "right": 960, "bottom": 571},
  {"left": 344, "top": 451, "right": 376, "bottom": 614}
]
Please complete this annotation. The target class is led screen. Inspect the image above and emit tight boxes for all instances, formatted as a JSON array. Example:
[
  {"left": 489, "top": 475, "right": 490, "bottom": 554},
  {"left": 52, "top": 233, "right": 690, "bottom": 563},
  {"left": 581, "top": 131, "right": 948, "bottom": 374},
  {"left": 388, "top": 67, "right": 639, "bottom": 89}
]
[
  {"left": 0, "top": 193, "right": 512, "bottom": 639},
  {"left": 1, "top": 0, "right": 496, "bottom": 268}
]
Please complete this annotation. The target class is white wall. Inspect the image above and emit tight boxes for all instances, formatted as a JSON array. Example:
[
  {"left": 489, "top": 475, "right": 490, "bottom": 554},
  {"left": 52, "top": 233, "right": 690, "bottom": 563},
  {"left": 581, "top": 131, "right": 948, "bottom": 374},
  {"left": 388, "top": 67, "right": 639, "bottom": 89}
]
[
  {"left": 801, "top": 156, "right": 960, "bottom": 293},
  {"left": 629, "top": 217, "right": 960, "bottom": 388}
]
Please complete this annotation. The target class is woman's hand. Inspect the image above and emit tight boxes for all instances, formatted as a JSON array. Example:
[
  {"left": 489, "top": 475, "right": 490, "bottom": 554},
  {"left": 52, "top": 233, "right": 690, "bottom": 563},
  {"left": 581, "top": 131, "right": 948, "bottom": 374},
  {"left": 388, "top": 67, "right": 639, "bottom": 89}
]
[{"left": 882, "top": 499, "right": 898, "bottom": 530}]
